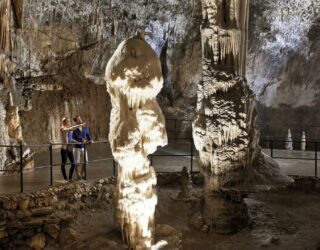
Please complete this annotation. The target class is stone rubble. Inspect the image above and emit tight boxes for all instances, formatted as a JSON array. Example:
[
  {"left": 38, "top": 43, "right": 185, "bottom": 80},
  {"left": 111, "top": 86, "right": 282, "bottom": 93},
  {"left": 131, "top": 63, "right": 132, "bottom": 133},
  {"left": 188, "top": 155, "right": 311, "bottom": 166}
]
[{"left": 0, "top": 177, "right": 115, "bottom": 249}]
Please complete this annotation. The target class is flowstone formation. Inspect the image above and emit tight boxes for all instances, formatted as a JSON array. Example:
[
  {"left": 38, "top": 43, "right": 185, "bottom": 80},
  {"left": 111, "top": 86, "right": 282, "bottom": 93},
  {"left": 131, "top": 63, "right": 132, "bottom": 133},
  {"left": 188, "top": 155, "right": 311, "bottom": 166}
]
[
  {"left": 0, "top": 0, "right": 33, "bottom": 174},
  {"left": 105, "top": 32, "right": 167, "bottom": 249},
  {"left": 193, "top": 0, "right": 292, "bottom": 233}
]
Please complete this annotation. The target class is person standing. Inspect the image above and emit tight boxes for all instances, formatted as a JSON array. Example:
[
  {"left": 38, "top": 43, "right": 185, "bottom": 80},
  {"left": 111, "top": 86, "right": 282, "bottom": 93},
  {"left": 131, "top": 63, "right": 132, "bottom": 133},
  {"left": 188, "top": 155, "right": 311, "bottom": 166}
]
[
  {"left": 60, "top": 117, "right": 84, "bottom": 182},
  {"left": 72, "top": 115, "right": 93, "bottom": 180}
]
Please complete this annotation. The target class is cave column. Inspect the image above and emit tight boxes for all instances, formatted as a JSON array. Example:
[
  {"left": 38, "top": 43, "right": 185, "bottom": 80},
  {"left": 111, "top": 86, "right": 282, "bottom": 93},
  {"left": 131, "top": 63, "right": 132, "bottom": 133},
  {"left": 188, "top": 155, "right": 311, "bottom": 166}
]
[{"left": 194, "top": 0, "right": 252, "bottom": 193}]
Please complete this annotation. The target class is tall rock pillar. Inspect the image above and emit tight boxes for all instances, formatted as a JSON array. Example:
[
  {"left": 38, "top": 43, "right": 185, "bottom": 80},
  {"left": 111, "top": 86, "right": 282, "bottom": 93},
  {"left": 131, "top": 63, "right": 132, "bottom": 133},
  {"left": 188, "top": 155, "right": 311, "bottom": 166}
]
[
  {"left": 105, "top": 32, "right": 167, "bottom": 249},
  {"left": 194, "top": 0, "right": 253, "bottom": 193},
  {"left": 193, "top": 0, "right": 292, "bottom": 232}
]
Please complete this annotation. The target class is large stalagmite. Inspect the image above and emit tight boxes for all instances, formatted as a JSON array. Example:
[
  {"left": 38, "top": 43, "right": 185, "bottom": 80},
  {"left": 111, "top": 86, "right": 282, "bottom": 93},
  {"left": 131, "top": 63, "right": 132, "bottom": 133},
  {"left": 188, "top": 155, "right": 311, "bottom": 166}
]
[
  {"left": 193, "top": 0, "right": 292, "bottom": 231},
  {"left": 105, "top": 32, "right": 167, "bottom": 249}
]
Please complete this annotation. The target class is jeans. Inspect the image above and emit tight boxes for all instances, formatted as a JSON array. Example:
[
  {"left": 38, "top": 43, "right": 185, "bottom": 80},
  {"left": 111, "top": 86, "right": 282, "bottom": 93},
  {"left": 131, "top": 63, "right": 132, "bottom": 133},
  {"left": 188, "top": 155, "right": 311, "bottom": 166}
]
[{"left": 61, "top": 148, "right": 75, "bottom": 180}]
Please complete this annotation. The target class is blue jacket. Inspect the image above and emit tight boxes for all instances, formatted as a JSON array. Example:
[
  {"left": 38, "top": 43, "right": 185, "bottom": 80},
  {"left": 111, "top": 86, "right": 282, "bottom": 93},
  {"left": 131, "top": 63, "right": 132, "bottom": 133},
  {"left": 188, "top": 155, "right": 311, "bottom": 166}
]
[{"left": 72, "top": 126, "right": 92, "bottom": 148}]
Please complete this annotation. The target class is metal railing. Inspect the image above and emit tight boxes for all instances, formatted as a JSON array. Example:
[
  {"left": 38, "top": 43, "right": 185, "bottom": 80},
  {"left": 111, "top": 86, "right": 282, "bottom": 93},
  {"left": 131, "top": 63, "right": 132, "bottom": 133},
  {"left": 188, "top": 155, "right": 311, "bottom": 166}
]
[
  {"left": 0, "top": 141, "right": 115, "bottom": 193},
  {"left": 261, "top": 139, "right": 319, "bottom": 178},
  {"left": 0, "top": 137, "right": 195, "bottom": 193},
  {"left": 0, "top": 121, "right": 319, "bottom": 194}
]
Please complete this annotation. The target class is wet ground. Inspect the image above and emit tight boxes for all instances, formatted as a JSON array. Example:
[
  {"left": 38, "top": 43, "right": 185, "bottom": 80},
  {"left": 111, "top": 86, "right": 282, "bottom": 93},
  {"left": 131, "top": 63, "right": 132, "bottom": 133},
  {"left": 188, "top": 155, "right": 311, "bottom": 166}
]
[{"left": 0, "top": 140, "right": 319, "bottom": 194}]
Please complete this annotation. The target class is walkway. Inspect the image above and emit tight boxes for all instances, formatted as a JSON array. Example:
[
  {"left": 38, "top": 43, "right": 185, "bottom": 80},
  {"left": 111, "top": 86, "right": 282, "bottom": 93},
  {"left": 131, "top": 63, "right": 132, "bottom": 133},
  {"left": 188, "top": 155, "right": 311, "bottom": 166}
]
[{"left": 0, "top": 140, "right": 318, "bottom": 194}]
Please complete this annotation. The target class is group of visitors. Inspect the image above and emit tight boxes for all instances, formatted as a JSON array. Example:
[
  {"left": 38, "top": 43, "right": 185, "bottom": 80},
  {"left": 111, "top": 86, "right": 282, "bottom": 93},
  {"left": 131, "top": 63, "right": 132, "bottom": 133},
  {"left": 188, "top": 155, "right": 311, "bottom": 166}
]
[{"left": 60, "top": 115, "right": 92, "bottom": 182}]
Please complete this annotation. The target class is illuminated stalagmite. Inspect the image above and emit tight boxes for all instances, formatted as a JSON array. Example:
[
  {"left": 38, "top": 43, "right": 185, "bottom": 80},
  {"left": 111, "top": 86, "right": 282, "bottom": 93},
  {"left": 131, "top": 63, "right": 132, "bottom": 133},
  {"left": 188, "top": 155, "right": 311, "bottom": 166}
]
[
  {"left": 193, "top": 0, "right": 292, "bottom": 207},
  {"left": 105, "top": 32, "right": 167, "bottom": 249}
]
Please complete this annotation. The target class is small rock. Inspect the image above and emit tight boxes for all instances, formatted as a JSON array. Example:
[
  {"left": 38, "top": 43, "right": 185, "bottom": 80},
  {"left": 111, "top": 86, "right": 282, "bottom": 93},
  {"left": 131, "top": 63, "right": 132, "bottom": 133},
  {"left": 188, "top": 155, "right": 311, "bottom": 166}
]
[
  {"left": 43, "top": 223, "right": 60, "bottom": 239},
  {"left": 18, "top": 198, "right": 30, "bottom": 210},
  {"left": 2, "top": 199, "right": 17, "bottom": 210},
  {"left": 23, "top": 218, "right": 44, "bottom": 228},
  {"left": 28, "top": 233, "right": 46, "bottom": 250},
  {"left": 59, "top": 227, "right": 77, "bottom": 245},
  {"left": 31, "top": 207, "right": 54, "bottom": 217},
  {"left": 200, "top": 224, "right": 209, "bottom": 233},
  {"left": 16, "top": 209, "right": 31, "bottom": 219}
]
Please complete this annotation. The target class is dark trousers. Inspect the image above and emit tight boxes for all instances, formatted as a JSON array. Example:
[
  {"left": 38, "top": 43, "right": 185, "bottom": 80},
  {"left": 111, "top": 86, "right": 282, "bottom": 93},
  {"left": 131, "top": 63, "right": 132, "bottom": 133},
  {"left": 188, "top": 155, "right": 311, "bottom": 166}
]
[{"left": 61, "top": 148, "right": 75, "bottom": 180}]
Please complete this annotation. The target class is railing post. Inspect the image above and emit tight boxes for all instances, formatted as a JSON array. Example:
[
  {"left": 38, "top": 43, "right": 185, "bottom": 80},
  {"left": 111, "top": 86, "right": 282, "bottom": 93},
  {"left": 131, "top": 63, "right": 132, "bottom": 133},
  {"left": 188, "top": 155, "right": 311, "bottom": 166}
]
[
  {"left": 19, "top": 143, "right": 23, "bottom": 193},
  {"left": 270, "top": 140, "right": 274, "bottom": 158},
  {"left": 113, "top": 159, "right": 116, "bottom": 176},
  {"left": 174, "top": 119, "right": 177, "bottom": 144},
  {"left": 190, "top": 138, "right": 194, "bottom": 173},
  {"left": 315, "top": 142, "right": 318, "bottom": 178},
  {"left": 49, "top": 143, "right": 53, "bottom": 186},
  {"left": 83, "top": 143, "right": 87, "bottom": 180}
]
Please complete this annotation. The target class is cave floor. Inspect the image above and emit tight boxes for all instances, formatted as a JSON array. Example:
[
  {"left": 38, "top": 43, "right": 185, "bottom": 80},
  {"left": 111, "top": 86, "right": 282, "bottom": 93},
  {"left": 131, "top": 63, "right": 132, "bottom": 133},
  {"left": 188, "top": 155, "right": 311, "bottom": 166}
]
[
  {"left": 53, "top": 187, "right": 320, "bottom": 250},
  {"left": 0, "top": 142, "right": 319, "bottom": 194}
]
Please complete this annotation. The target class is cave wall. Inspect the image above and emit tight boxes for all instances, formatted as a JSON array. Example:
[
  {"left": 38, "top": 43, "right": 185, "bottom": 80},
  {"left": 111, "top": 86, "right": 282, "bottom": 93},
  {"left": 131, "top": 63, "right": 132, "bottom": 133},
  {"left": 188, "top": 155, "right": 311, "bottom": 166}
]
[
  {"left": 0, "top": 0, "right": 319, "bottom": 148},
  {"left": 247, "top": 0, "right": 320, "bottom": 140},
  {"left": 8, "top": 0, "right": 202, "bottom": 145}
]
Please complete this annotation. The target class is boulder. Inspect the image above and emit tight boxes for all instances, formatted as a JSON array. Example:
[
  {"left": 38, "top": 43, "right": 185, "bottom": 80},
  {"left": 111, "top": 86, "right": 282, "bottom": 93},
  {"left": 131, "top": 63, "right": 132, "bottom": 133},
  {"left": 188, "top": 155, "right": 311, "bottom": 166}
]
[
  {"left": 18, "top": 197, "right": 30, "bottom": 210},
  {"left": 28, "top": 233, "right": 46, "bottom": 250},
  {"left": 43, "top": 223, "right": 60, "bottom": 239},
  {"left": 59, "top": 227, "right": 77, "bottom": 246}
]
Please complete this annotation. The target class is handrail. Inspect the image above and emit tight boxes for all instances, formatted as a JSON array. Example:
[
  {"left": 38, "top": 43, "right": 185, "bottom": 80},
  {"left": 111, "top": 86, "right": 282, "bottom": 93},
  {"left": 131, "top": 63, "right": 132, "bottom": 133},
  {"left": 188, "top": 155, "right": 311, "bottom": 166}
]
[{"left": 0, "top": 125, "right": 319, "bottom": 194}]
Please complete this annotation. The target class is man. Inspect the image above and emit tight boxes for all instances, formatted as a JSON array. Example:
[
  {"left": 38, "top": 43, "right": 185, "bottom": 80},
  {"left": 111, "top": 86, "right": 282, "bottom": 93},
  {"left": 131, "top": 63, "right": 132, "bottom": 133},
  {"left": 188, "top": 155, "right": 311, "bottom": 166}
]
[{"left": 72, "top": 115, "right": 93, "bottom": 180}]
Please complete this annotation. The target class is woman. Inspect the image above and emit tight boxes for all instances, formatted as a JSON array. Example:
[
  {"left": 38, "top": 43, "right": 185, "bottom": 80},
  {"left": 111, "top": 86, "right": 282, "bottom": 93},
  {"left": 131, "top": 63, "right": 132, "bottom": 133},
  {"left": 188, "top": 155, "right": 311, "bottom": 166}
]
[{"left": 60, "top": 117, "right": 83, "bottom": 182}]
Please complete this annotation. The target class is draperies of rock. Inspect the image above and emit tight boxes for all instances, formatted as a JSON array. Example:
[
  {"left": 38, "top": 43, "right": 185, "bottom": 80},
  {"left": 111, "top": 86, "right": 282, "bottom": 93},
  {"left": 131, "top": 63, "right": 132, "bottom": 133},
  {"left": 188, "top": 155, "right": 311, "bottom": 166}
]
[
  {"left": 105, "top": 32, "right": 167, "bottom": 249},
  {"left": 0, "top": 0, "right": 12, "bottom": 52},
  {"left": 12, "top": 0, "right": 23, "bottom": 29},
  {"left": 0, "top": 0, "right": 23, "bottom": 52}
]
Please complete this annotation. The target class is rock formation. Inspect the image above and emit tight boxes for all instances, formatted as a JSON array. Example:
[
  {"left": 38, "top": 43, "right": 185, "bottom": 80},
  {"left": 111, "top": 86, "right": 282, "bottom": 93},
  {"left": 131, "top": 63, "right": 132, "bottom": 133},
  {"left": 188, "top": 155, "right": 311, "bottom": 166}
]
[
  {"left": 285, "top": 129, "right": 293, "bottom": 150},
  {"left": 301, "top": 131, "right": 306, "bottom": 151},
  {"left": 194, "top": 0, "right": 292, "bottom": 191},
  {"left": 177, "top": 166, "right": 193, "bottom": 200},
  {"left": 5, "top": 92, "right": 23, "bottom": 142},
  {"left": 0, "top": 0, "right": 33, "bottom": 174},
  {"left": 105, "top": 32, "right": 167, "bottom": 249},
  {"left": 193, "top": 0, "right": 292, "bottom": 232}
]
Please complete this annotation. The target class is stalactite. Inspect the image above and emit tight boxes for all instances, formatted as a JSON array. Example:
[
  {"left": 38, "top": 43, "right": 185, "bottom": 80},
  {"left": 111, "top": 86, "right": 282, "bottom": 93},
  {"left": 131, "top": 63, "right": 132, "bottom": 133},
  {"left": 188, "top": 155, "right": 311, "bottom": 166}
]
[{"left": 12, "top": 0, "right": 23, "bottom": 29}]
